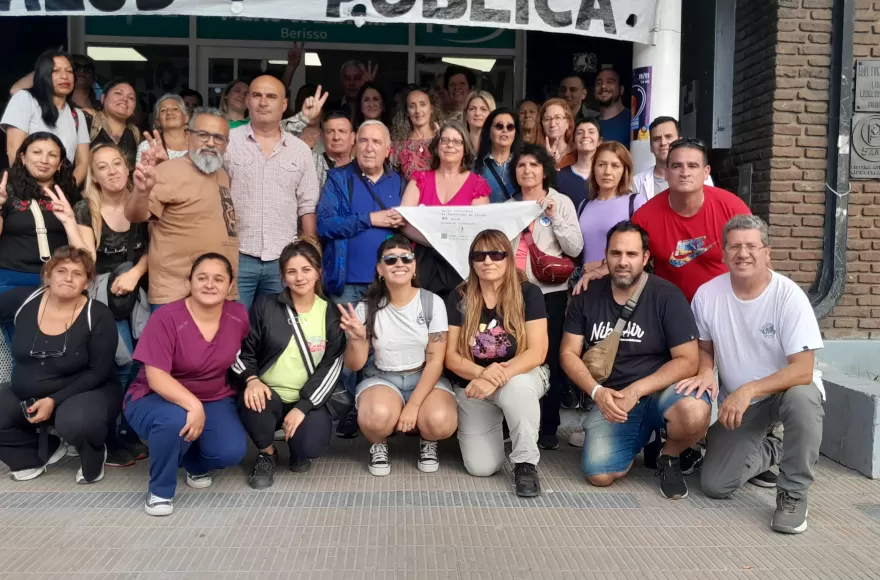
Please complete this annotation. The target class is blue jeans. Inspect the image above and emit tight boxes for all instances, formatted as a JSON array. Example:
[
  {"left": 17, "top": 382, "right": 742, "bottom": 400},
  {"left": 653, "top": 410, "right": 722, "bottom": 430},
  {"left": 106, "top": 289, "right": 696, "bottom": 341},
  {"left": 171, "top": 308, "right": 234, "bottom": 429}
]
[
  {"left": 237, "top": 254, "right": 283, "bottom": 311},
  {"left": 333, "top": 284, "right": 369, "bottom": 395},
  {"left": 124, "top": 394, "right": 247, "bottom": 499},
  {"left": 115, "top": 320, "right": 137, "bottom": 388},
  {"left": 581, "top": 385, "right": 711, "bottom": 476},
  {"left": 0, "top": 269, "right": 42, "bottom": 346}
]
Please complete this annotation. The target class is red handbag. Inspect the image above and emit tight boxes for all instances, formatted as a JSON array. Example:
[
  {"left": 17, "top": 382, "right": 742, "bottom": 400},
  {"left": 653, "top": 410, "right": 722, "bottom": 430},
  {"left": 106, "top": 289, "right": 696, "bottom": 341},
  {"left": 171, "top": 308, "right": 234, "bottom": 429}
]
[{"left": 522, "top": 228, "right": 576, "bottom": 285}]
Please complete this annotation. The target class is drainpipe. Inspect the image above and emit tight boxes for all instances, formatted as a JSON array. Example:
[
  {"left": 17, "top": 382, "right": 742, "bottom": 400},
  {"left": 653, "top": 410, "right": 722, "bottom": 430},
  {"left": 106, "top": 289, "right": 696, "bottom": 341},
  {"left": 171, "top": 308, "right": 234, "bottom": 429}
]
[{"left": 810, "top": 0, "right": 854, "bottom": 319}]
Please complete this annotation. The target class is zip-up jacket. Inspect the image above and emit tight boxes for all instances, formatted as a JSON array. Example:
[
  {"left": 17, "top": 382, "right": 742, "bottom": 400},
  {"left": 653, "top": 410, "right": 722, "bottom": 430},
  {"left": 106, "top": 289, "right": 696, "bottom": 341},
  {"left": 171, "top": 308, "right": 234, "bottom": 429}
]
[{"left": 231, "top": 290, "right": 346, "bottom": 414}]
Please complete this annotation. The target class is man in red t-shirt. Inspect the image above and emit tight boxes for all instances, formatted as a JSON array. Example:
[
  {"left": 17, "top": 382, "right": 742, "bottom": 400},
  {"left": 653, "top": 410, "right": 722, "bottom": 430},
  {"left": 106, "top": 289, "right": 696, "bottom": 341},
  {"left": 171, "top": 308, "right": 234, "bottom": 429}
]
[{"left": 631, "top": 139, "right": 751, "bottom": 302}]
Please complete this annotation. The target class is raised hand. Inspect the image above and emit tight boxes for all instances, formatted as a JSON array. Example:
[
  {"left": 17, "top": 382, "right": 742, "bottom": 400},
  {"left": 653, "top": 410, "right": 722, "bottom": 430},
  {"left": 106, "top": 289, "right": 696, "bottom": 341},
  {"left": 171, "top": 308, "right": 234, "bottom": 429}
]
[
  {"left": 133, "top": 158, "right": 156, "bottom": 194},
  {"left": 301, "top": 85, "right": 330, "bottom": 123},
  {"left": 337, "top": 303, "right": 367, "bottom": 341},
  {"left": 142, "top": 130, "right": 169, "bottom": 162},
  {"left": 0, "top": 171, "right": 7, "bottom": 207},
  {"left": 363, "top": 61, "right": 379, "bottom": 83},
  {"left": 543, "top": 197, "right": 557, "bottom": 218},
  {"left": 43, "top": 185, "right": 75, "bottom": 226}
]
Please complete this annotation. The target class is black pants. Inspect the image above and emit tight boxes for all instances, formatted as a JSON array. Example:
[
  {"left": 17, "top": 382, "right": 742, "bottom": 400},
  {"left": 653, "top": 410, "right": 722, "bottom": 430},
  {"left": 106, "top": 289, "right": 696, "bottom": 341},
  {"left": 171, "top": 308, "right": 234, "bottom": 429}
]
[
  {"left": 0, "top": 382, "right": 122, "bottom": 479},
  {"left": 237, "top": 388, "right": 332, "bottom": 460},
  {"left": 540, "top": 290, "right": 569, "bottom": 436}
]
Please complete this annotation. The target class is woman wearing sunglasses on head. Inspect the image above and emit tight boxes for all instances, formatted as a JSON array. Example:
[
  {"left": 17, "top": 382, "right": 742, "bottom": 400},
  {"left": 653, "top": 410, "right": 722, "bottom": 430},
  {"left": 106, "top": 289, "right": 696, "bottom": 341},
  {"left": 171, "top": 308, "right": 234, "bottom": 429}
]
[
  {"left": 474, "top": 108, "right": 521, "bottom": 203},
  {"left": 232, "top": 238, "right": 347, "bottom": 490},
  {"left": 338, "top": 235, "right": 456, "bottom": 477},
  {"left": 445, "top": 230, "right": 549, "bottom": 497},
  {"left": 0, "top": 246, "right": 122, "bottom": 484}
]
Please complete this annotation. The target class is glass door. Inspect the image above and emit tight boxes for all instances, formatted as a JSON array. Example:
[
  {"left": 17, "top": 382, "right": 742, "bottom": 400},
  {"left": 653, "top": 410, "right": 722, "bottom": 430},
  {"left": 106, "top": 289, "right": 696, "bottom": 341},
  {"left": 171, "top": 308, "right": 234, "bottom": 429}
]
[
  {"left": 197, "top": 47, "right": 303, "bottom": 108},
  {"left": 414, "top": 54, "right": 516, "bottom": 110}
]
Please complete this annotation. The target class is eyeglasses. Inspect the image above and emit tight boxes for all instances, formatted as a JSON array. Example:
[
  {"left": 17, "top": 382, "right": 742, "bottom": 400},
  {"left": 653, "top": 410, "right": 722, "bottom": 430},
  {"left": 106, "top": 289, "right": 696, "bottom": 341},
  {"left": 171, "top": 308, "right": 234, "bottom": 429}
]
[
  {"left": 439, "top": 137, "right": 464, "bottom": 148},
  {"left": 542, "top": 115, "right": 566, "bottom": 125},
  {"left": 186, "top": 129, "right": 228, "bottom": 145},
  {"left": 726, "top": 244, "right": 766, "bottom": 255},
  {"left": 470, "top": 250, "right": 508, "bottom": 263},
  {"left": 493, "top": 123, "right": 516, "bottom": 132},
  {"left": 380, "top": 252, "right": 416, "bottom": 265},
  {"left": 30, "top": 326, "right": 69, "bottom": 359}
]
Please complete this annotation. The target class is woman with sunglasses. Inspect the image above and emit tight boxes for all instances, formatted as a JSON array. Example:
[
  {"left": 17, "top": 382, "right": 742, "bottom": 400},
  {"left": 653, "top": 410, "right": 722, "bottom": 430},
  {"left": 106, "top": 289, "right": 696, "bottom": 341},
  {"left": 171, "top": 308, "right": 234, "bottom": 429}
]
[
  {"left": 474, "top": 108, "right": 521, "bottom": 203},
  {"left": 233, "top": 238, "right": 346, "bottom": 490},
  {"left": 508, "top": 143, "right": 583, "bottom": 451},
  {"left": 535, "top": 98, "right": 576, "bottom": 169},
  {"left": 0, "top": 246, "right": 122, "bottom": 484},
  {"left": 556, "top": 118, "right": 601, "bottom": 211},
  {"left": 445, "top": 230, "right": 549, "bottom": 497},
  {"left": 390, "top": 86, "right": 444, "bottom": 180},
  {"left": 338, "top": 235, "right": 456, "bottom": 477},
  {"left": 464, "top": 91, "right": 496, "bottom": 151}
]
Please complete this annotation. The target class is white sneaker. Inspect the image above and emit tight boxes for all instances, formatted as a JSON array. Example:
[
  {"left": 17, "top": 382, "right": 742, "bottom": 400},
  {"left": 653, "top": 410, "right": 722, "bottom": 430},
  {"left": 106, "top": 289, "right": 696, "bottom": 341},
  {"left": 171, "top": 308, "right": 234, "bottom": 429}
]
[
  {"left": 417, "top": 439, "right": 439, "bottom": 473},
  {"left": 144, "top": 493, "right": 174, "bottom": 516},
  {"left": 76, "top": 446, "right": 107, "bottom": 484},
  {"left": 10, "top": 441, "right": 68, "bottom": 481},
  {"left": 186, "top": 471, "right": 213, "bottom": 489},
  {"left": 368, "top": 443, "right": 391, "bottom": 476},
  {"left": 568, "top": 430, "right": 585, "bottom": 448}
]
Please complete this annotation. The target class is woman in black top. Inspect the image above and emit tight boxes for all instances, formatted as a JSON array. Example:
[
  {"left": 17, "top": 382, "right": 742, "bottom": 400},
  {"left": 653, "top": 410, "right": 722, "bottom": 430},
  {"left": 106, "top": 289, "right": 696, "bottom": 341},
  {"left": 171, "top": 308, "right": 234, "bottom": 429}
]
[
  {"left": 89, "top": 80, "right": 141, "bottom": 170},
  {"left": 0, "top": 246, "right": 121, "bottom": 483}
]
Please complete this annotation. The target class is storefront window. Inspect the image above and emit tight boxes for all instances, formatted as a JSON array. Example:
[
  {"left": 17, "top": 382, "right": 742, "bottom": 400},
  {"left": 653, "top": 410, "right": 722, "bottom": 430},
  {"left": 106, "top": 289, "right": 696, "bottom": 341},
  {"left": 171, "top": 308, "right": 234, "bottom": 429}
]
[{"left": 415, "top": 55, "right": 515, "bottom": 110}]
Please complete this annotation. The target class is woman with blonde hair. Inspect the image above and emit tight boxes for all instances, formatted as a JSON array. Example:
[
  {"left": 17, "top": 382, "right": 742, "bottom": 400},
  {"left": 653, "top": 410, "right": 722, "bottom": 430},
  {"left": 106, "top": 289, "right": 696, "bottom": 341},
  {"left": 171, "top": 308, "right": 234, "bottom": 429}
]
[
  {"left": 136, "top": 94, "right": 189, "bottom": 165},
  {"left": 390, "top": 86, "right": 445, "bottom": 180},
  {"left": 535, "top": 98, "right": 576, "bottom": 169},
  {"left": 445, "top": 229, "right": 550, "bottom": 498},
  {"left": 464, "top": 91, "right": 496, "bottom": 151}
]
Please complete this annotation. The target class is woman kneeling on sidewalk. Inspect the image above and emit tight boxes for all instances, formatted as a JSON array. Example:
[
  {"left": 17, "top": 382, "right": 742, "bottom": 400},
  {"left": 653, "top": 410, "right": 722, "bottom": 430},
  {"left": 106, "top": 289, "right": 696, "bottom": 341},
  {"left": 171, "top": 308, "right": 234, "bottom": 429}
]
[
  {"left": 233, "top": 238, "right": 347, "bottom": 489},
  {"left": 124, "top": 253, "right": 249, "bottom": 516},
  {"left": 339, "top": 234, "right": 457, "bottom": 476}
]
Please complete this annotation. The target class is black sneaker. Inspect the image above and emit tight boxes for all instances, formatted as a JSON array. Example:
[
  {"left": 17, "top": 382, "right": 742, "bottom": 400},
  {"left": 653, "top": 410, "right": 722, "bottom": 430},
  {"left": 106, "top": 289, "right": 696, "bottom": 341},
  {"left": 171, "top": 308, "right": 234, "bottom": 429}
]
[
  {"left": 642, "top": 429, "right": 662, "bottom": 470},
  {"left": 335, "top": 409, "right": 359, "bottom": 439},
  {"left": 105, "top": 445, "right": 136, "bottom": 467},
  {"left": 290, "top": 457, "right": 312, "bottom": 473},
  {"left": 679, "top": 446, "right": 704, "bottom": 476},
  {"left": 560, "top": 386, "right": 580, "bottom": 410},
  {"left": 656, "top": 454, "right": 688, "bottom": 499},
  {"left": 514, "top": 463, "right": 541, "bottom": 497},
  {"left": 249, "top": 451, "right": 277, "bottom": 490},
  {"left": 124, "top": 439, "right": 149, "bottom": 461},
  {"left": 749, "top": 470, "right": 778, "bottom": 488},
  {"left": 537, "top": 433, "right": 559, "bottom": 450}
]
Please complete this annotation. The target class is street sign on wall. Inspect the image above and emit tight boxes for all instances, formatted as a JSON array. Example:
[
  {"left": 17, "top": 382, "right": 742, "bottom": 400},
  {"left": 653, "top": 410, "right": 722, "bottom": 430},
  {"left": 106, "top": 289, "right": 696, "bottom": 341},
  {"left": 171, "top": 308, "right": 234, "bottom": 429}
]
[{"left": 852, "top": 60, "right": 880, "bottom": 179}]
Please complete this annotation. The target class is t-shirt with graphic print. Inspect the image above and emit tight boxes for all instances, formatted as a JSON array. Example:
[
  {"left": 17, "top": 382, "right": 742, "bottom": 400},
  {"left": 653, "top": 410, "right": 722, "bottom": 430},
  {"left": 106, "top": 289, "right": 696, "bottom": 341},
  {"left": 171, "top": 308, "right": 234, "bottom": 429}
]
[
  {"left": 261, "top": 297, "right": 328, "bottom": 403},
  {"left": 563, "top": 274, "right": 697, "bottom": 391},
  {"left": 631, "top": 185, "right": 750, "bottom": 302},
  {"left": 446, "top": 282, "right": 547, "bottom": 384}
]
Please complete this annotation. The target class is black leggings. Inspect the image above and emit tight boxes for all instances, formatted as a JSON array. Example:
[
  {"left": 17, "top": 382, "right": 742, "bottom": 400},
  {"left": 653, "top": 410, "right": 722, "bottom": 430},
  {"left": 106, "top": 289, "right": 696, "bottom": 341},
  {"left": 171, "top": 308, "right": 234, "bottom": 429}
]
[
  {"left": 237, "top": 388, "right": 332, "bottom": 460},
  {"left": 0, "top": 382, "right": 122, "bottom": 479},
  {"left": 540, "top": 290, "right": 569, "bottom": 436}
]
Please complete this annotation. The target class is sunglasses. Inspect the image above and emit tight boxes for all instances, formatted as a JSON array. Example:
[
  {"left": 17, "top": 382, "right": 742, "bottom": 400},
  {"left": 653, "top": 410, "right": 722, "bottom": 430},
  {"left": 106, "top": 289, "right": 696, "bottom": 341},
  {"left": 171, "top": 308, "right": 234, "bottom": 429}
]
[
  {"left": 30, "top": 325, "right": 69, "bottom": 359},
  {"left": 494, "top": 123, "right": 515, "bottom": 132},
  {"left": 669, "top": 136, "right": 706, "bottom": 151},
  {"left": 381, "top": 252, "right": 415, "bottom": 266},
  {"left": 470, "top": 250, "right": 508, "bottom": 263}
]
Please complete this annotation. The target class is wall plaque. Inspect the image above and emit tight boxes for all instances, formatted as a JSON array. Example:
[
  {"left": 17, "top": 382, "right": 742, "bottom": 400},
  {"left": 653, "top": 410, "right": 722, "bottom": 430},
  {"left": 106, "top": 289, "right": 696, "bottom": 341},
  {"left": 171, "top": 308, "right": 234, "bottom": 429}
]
[
  {"left": 851, "top": 113, "right": 880, "bottom": 179},
  {"left": 856, "top": 60, "right": 880, "bottom": 112}
]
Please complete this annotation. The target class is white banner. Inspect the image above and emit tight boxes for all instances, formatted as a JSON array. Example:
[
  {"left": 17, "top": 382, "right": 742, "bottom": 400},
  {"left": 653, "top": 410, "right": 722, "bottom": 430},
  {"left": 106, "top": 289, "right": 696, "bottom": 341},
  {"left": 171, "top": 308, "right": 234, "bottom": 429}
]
[
  {"left": 398, "top": 202, "right": 542, "bottom": 279},
  {"left": 2, "top": 1, "right": 658, "bottom": 44}
]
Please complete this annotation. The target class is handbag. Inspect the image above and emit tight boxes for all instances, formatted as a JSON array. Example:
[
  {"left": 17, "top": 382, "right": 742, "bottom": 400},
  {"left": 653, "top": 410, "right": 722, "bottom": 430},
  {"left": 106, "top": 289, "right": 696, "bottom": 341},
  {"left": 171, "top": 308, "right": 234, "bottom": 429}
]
[
  {"left": 106, "top": 228, "right": 140, "bottom": 321},
  {"left": 522, "top": 228, "right": 576, "bottom": 285},
  {"left": 581, "top": 272, "right": 649, "bottom": 384},
  {"left": 284, "top": 305, "right": 354, "bottom": 421}
]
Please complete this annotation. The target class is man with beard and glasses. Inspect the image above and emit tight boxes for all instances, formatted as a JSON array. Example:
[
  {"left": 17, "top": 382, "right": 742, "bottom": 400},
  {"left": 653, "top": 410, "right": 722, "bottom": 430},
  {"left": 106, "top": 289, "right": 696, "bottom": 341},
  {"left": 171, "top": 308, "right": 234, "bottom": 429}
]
[
  {"left": 125, "top": 107, "right": 239, "bottom": 310},
  {"left": 595, "top": 68, "right": 631, "bottom": 147},
  {"left": 559, "top": 221, "right": 710, "bottom": 500}
]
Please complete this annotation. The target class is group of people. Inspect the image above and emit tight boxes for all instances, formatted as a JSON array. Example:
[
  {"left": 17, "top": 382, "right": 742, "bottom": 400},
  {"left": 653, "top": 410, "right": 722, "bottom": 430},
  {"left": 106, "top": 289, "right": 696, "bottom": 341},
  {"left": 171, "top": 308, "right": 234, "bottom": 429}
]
[{"left": 0, "top": 48, "right": 825, "bottom": 537}]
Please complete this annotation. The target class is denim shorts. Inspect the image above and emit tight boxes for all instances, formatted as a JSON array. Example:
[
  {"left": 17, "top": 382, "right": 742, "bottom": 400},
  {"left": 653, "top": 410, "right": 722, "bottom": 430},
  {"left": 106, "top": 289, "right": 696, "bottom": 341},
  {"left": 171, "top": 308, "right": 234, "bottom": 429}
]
[
  {"left": 354, "top": 363, "right": 454, "bottom": 407},
  {"left": 581, "top": 384, "right": 711, "bottom": 476}
]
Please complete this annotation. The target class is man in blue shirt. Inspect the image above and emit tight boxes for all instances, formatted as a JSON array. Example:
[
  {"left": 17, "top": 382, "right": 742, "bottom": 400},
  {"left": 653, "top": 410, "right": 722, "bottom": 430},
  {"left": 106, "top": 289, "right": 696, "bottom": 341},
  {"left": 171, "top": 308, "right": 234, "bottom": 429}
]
[{"left": 595, "top": 69, "right": 632, "bottom": 147}]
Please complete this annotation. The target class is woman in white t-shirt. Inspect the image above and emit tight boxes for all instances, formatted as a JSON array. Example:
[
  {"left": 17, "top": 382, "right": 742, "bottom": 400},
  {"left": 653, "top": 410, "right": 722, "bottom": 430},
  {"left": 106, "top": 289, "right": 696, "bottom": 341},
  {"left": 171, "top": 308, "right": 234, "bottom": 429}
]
[
  {"left": 338, "top": 234, "right": 457, "bottom": 477},
  {"left": 1, "top": 50, "right": 91, "bottom": 186}
]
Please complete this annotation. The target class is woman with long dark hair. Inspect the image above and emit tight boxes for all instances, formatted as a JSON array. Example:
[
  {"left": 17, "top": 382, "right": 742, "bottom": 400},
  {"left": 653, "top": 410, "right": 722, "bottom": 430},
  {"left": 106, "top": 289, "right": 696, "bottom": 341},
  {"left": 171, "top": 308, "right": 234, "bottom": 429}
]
[
  {"left": 353, "top": 82, "right": 390, "bottom": 129},
  {"left": 474, "top": 108, "right": 521, "bottom": 203},
  {"left": 390, "top": 86, "right": 444, "bottom": 180},
  {"left": 233, "top": 238, "right": 347, "bottom": 490},
  {"left": 445, "top": 230, "right": 549, "bottom": 497},
  {"left": 338, "top": 234, "right": 456, "bottom": 477},
  {"left": 89, "top": 79, "right": 141, "bottom": 170},
  {"left": 1, "top": 50, "right": 90, "bottom": 185}
]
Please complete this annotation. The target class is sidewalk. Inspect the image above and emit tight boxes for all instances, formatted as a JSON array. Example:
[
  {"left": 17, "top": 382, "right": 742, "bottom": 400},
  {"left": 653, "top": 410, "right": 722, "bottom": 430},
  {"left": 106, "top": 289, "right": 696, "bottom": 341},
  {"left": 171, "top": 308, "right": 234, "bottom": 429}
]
[{"left": 1, "top": 429, "right": 879, "bottom": 579}]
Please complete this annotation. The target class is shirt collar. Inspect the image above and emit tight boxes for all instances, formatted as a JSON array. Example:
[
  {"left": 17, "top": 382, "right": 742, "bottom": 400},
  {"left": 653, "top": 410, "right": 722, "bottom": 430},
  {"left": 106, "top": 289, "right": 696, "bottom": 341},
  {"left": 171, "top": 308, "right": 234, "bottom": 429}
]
[{"left": 244, "top": 122, "right": 291, "bottom": 146}]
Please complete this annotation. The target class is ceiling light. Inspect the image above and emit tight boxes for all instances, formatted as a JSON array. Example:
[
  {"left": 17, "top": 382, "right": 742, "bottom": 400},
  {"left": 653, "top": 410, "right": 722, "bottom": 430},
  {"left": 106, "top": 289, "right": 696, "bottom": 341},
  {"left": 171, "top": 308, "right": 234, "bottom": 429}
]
[
  {"left": 87, "top": 46, "right": 147, "bottom": 62},
  {"left": 268, "top": 53, "right": 322, "bottom": 67},
  {"left": 441, "top": 57, "right": 495, "bottom": 73}
]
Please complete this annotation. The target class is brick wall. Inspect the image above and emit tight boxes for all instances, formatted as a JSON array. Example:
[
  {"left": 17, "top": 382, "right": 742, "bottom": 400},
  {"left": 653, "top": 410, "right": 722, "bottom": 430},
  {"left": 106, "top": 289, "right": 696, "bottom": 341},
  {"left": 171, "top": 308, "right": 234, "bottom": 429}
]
[{"left": 718, "top": 0, "right": 880, "bottom": 339}]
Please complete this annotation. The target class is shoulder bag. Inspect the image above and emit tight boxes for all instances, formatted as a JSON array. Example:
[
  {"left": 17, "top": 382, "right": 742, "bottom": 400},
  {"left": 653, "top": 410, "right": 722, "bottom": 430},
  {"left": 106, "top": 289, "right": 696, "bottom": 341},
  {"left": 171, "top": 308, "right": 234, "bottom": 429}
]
[
  {"left": 106, "top": 228, "right": 141, "bottom": 321},
  {"left": 28, "top": 201, "right": 52, "bottom": 262},
  {"left": 522, "top": 228, "right": 576, "bottom": 286},
  {"left": 581, "top": 272, "right": 649, "bottom": 384}
]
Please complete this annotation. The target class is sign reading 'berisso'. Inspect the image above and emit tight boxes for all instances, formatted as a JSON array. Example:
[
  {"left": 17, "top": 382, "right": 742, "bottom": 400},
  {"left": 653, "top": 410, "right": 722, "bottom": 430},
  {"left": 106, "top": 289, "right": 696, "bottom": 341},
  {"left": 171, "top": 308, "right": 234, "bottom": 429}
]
[{"left": 1, "top": 0, "right": 656, "bottom": 44}]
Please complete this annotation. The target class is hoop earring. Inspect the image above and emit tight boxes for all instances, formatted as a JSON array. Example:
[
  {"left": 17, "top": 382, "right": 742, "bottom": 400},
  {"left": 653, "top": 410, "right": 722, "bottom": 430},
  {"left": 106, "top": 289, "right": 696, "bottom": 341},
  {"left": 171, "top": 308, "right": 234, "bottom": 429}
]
[{"left": 379, "top": 275, "right": 385, "bottom": 282}]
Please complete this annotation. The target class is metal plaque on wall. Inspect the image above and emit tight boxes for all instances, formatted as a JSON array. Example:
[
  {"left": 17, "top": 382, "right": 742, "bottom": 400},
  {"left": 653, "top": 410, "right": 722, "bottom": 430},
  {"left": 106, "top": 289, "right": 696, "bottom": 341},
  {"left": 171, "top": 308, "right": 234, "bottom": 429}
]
[
  {"left": 851, "top": 113, "right": 880, "bottom": 179},
  {"left": 856, "top": 60, "right": 880, "bottom": 112}
]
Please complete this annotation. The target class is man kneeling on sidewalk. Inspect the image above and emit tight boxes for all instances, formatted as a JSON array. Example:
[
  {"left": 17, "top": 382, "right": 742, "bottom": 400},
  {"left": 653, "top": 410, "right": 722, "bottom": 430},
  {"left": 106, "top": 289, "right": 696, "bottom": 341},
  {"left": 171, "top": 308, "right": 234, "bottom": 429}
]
[
  {"left": 683, "top": 215, "right": 824, "bottom": 534},
  {"left": 560, "top": 222, "right": 710, "bottom": 499}
]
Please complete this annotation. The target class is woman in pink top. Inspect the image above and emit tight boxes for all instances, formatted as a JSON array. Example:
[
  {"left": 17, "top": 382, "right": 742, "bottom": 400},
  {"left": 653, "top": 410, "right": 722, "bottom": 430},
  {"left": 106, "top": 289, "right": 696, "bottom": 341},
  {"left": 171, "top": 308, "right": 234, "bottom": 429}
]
[
  {"left": 401, "top": 120, "right": 490, "bottom": 297},
  {"left": 390, "top": 87, "right": 444, "bottom": 180}
]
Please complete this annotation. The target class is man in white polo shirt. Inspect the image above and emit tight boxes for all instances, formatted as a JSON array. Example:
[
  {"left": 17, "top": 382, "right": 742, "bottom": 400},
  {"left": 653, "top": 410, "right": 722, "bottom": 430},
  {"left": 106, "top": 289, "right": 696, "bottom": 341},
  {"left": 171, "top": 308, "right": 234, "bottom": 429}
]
[{"left": 681, "top": 214, "right": 824, "bottom": 534}]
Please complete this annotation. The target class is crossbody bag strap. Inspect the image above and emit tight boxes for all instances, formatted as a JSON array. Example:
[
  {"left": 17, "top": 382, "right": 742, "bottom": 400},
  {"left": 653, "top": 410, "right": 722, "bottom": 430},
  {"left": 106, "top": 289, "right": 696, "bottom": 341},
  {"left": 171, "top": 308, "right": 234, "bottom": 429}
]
[
  {"left": 628, "top": 192, "right": 637, "bottom": 218},
  {"left": 29, "top": 201, "right": 51, "bottom": 262},
  {"left": 612, "top": 272, "right": 649, "bottom": 332},
  {"left": 125, "top": 226, "right": 138, "bottom": 263},
  {"left": 419, "top": 288, "right": 433, "bottom": 329},
  {"left": 285, "top": 305, "right": 316, "bottom": 376},
  {"left": 486, "top": 162, "right": 512, "bottom": 200},
  {"left": 356, "top": 173, "right": 388, "bottom": 210}
]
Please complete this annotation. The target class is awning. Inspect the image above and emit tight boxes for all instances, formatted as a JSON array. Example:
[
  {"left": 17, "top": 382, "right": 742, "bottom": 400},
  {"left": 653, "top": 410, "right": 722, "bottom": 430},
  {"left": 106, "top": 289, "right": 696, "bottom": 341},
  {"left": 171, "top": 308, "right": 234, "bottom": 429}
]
[{"left": 1, "top": 0, "right": 657, "bottom": 44}]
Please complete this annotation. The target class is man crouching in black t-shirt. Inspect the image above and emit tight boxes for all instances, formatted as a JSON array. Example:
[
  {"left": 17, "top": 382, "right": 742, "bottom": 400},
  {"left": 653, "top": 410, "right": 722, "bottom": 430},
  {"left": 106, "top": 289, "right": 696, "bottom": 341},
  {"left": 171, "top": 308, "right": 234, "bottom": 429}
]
[{"left": 559, "top": 221, "right": 710, "bottom": 499}]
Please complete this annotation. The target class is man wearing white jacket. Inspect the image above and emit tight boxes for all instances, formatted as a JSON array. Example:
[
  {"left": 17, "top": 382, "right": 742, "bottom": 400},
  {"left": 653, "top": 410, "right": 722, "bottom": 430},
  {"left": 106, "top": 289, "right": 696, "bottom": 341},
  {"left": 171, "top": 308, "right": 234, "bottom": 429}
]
[{"left": 633, "top": 117, "right": 713, "bottom": 200}]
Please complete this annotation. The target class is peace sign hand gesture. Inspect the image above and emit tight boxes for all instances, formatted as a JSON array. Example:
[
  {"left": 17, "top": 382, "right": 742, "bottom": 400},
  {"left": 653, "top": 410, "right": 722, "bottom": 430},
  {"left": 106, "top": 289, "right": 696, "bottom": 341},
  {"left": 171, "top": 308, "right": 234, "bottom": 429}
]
[
  {"left": 133, "top": 156, "right": 157, "bottom": 195},
  {"left": 43, "top": 185, "right": 75, "bottom": 226},
  {"left": 0, "top": 172, "right": 8, "bottom": 208},
  {"left": 301, "top": 85, "right": 329, "bottom": 123},
  {"left": 142, "top": 130, "right": 169, "bottom": 163},
  {"left": 363, "top": 61, "right": 379, "bottom": 83},
  {"left": 336, "top": 303, "right": 367, "bottom": 342}
]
